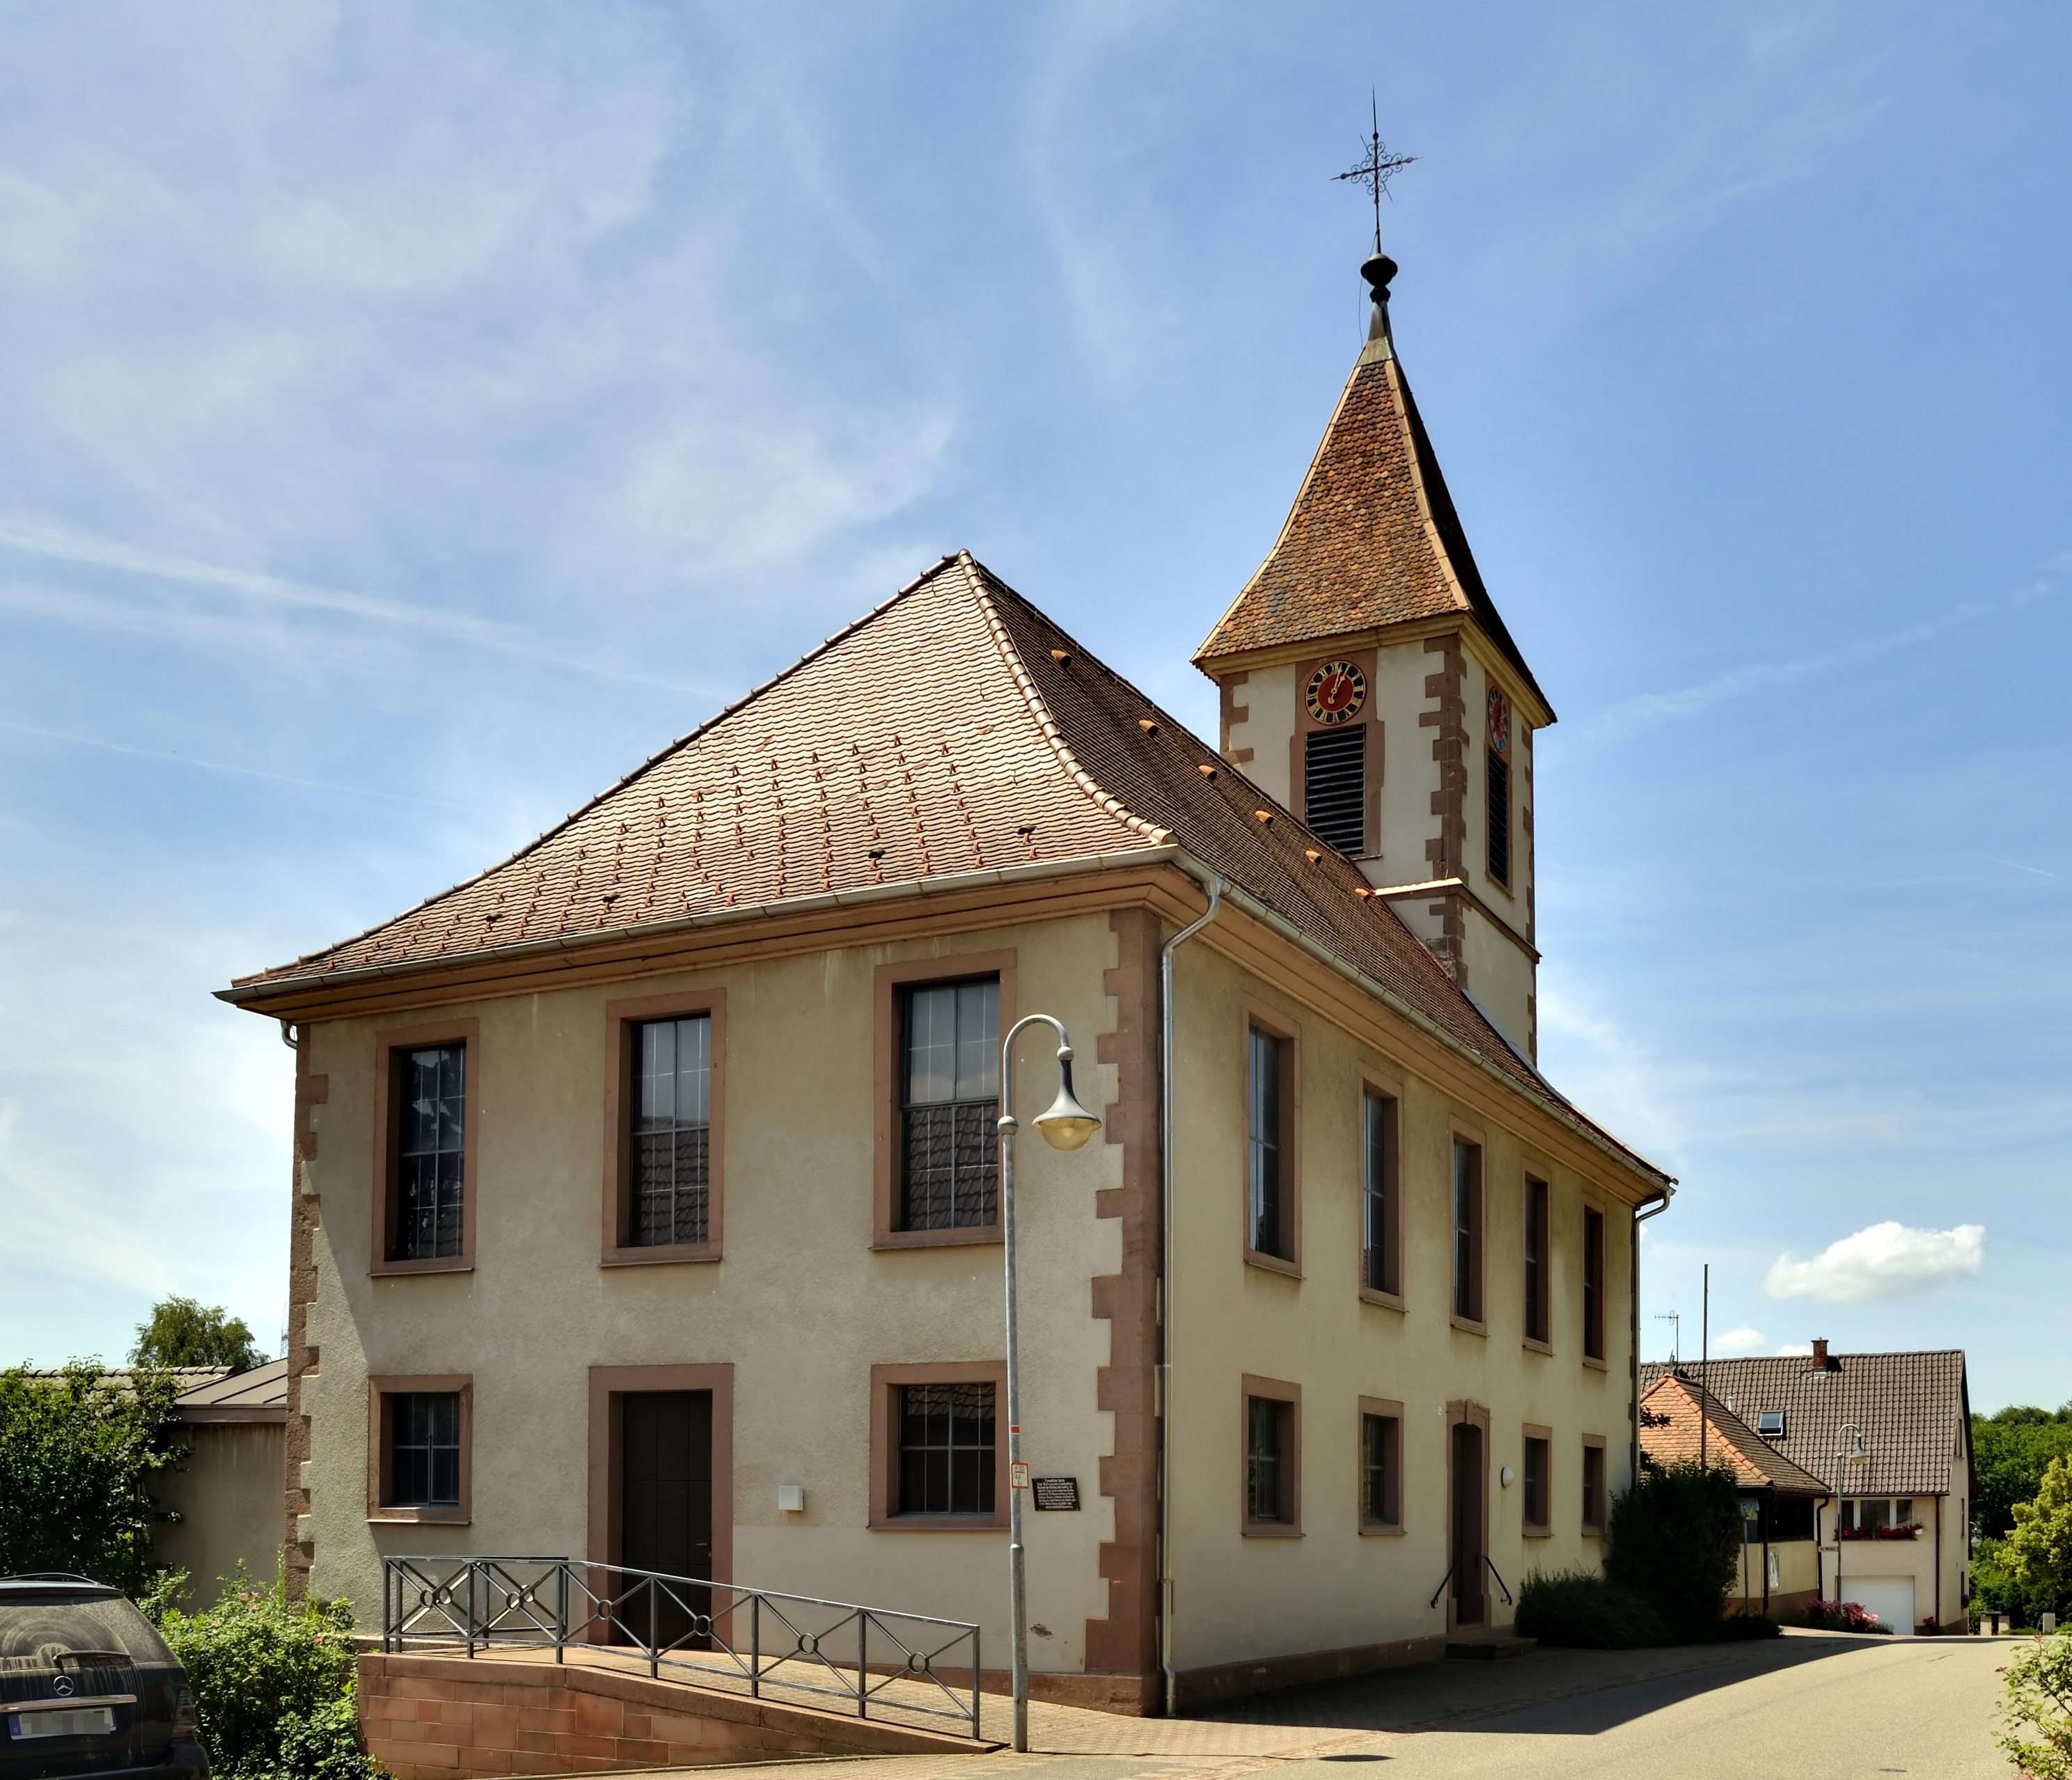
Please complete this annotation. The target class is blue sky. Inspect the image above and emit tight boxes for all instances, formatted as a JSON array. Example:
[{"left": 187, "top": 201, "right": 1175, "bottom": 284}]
[{"left": 1, "top": 3, "right": 2066, "bottom": 1410}]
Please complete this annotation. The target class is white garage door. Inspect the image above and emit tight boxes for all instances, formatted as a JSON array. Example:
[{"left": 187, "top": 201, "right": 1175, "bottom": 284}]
[{"left": 1845, "top": 1575, "right": 1916, "bottom": 1635}]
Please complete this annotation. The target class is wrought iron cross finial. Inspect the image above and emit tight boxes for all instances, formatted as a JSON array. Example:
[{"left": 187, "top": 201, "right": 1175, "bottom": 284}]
[{"left": 1334, "top": 93, "right": 1418, "bottom": 254}]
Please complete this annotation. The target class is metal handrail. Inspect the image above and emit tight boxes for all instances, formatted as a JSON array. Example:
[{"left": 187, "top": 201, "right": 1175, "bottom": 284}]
[
  {"left": 381, "top": 1557, "right": 981, "bottom": 1741},
  {"left": 1427, "top": 1553, "right": 1515, "bottom": 1613}
]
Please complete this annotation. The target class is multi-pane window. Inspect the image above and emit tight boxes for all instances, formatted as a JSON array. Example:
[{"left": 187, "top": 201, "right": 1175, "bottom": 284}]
[
  {"left": 1583, "top": 1207, "right": 1606, "bottom": 1361},
  {"left": 1452, "top": 1140, "right": 1483, "bottom": 1322},
  {"left": 1524, "top": 1178, "right": 1551, "bottom": 1343},
  {"left": 1363, "top": 1091, "right": 1398, "bottom": 1296},
  {"left": 1304, "top": 727, "right": 1367, "bottom": 855},
  {"left": 1523, "top": 1435, "right": 1551, "bottom": 1531},
  {"left": 388, "top": 1392, "right": 461, "bottom": 1507},
  {"left": 631, "top": 1015, "right": 711, "bottom": 1246},
  {"left": 1248, "top": 1029, "right": 1290, "bottom": 1259},
  {"left": 1246, "top": 1396, "right": 1293, "bottom": 1524},
  {"left": 895, "top": 1384, "right": 996, "bottom": 1515},
  {"left": 1582, "top": 1442, "right": 1606, "bottom": 1531},
  {"left": 1486, "top": 754, "right": 1511, "bottom": 887},
  {"left": 900, "top": 979, "right": 1000, "bottom": 1231},
  {"left": 1361, "top": 1411, "right": 1401, "bottom": 1527},
  {"left": 395, "top": 1045, "right": 466, "bottom": 1260}
]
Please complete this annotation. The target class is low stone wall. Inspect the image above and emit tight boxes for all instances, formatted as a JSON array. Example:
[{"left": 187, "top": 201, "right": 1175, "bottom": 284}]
[{"left": 359, "top": 1652, "right": 990, "bottom": 1779}]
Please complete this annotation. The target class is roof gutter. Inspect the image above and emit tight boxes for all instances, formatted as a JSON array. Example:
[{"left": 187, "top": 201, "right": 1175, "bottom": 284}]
[
  {"left": 218, "top": 844, "right": 1186, "bottom": 1008},
  {"left": 1631, "top": 1186, "right": 1677, "bottom": 1490},
  {"left": 1168, "top": 854, "right": 1674, "bottom": 1192}
]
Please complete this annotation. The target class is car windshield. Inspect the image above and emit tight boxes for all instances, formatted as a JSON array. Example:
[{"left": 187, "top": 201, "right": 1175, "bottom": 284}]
[{"left": 0, "top": 1593, "right": 173, "bottom": 1669}]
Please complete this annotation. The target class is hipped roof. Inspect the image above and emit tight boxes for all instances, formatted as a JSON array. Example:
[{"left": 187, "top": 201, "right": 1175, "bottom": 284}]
[
  {"left": 1639, "top": 1352, "right": 1971, "bottom": 1499},
  {"left": 1639, "top": 1372, "right": 1832, "bottom": 1496},
  {"left": 1193, "top": 343, "right": 1549, "bottom": 718},
  {"left": 223, "top": 554, "right": 1663, "bottom": 1186}
]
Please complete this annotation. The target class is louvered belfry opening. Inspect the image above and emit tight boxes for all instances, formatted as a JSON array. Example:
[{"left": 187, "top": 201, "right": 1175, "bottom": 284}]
[
  {"left": 1486, "top": 754, "right": 1511, "bottom": 886},
  {"left": 1304, "top": 726, "right": 1366, "bottom": 855}
]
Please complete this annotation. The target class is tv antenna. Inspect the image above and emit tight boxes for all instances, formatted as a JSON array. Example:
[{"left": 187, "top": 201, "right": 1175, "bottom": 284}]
[
  {"left": 1654, "top": 1311, "right": 1681, "bottom": 1362},
  {"left": 1334, "top": 93, "right": 1419, "bottom": 254}
]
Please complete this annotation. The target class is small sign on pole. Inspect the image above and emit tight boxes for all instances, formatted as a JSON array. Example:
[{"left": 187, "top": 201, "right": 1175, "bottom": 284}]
[{"left": 1010, "top": 1461, "right": 1030, "bottom": 1491}]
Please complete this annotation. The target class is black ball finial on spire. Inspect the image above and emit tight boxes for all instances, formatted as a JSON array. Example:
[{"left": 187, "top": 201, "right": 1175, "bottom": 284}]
[{"left": 1361, "top": 252, "right": 1398, "bottom": 298}]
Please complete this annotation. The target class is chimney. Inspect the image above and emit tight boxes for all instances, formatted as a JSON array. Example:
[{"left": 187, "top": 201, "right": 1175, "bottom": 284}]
[{"left": 1811, "top": 1338, "right": 1828, "bottom": 1366}]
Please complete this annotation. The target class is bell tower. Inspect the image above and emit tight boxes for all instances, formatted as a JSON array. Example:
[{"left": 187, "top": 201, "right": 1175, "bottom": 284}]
[{"left": 1194, "top": 252, "right": 1553, "bottom": 1061}]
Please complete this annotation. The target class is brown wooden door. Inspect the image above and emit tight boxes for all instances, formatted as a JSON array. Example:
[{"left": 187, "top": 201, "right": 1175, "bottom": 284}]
[
  {"left": 1451, "top": 1421, "right": 1486, "bottom": 1628},
  {"left": 620, "top": 1391, "right": 712, "bottom": 1649}
]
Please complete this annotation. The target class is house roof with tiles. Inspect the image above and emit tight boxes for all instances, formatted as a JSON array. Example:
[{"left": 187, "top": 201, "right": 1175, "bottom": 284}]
[
  {"left": 1639, "top": 1350, "right": 1972, "bottom": 1499},
  {"left": 1638, "top": 1372, "right": 1832, "bottom": 1496},
  {"left": 1192, "top": 257, "right": 1550, "bottom": 718},
  {"left": 222, "top": 554, "right": 1667, "bottom": 1187}
]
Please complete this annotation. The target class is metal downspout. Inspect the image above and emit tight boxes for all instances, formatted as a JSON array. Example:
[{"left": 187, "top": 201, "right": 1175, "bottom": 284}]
[
  {"left": 1631, "top": 1189, "right": 1674, "bottom": 1492},
  {"left": 1158, "top": 877, "right": 1221, "bottom": 1719}
]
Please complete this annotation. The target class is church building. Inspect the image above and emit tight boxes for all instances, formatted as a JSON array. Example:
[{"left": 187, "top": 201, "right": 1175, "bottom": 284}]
[{"left": 221, "top": 247, "right": 1672, "bottom": 1714}]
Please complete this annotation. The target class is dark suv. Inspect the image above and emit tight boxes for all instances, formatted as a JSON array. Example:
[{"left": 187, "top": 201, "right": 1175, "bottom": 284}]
[{"left": 1, "top": 1577, "right": 207, "bottom": 1780}]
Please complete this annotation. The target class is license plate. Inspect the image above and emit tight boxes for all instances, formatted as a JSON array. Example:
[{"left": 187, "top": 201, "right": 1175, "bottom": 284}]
[{"left": 10, "top": 1708, "right": 116, "bottom": 1739}]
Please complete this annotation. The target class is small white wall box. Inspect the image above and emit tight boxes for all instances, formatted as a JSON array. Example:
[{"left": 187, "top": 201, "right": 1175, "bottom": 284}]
[
  {"left": 1499, "top": 1467, "right": 1516, "bottom": 1488},
  {"left": 776, "top": 1483, "right": 806, "bottom": 1513}
]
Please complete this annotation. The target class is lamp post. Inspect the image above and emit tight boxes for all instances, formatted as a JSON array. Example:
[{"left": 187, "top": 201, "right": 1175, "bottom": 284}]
[
  {"left": 1831, "top": 1423, "right": 1867, "bottom": 1602},
  {"left": 997, "top": 1014, "right": 1102, "bottom": 1754}
]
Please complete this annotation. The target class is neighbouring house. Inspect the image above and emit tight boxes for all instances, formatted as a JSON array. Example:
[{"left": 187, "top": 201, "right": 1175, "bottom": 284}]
[
  {"left": 1640, "top": 1343, "right": 1972, "bottom": 1634},
  {"left": 1636, "top": 1371, "right": 1828, "bottom": 1621},
  {"left": 8, "top": 1361, "right": 287, "bottom": 1599},
  {"left": 217, "top": 247, "right": 1676, "bottom": 1712},
  {"left": 157, "top": 1360, "right": 291, "bottom": 1598}
]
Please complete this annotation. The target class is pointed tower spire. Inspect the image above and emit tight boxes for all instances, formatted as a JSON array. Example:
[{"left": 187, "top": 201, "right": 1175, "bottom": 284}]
[{"left": 1193, "top": 247, "right": 1554, "bottom": 1060}]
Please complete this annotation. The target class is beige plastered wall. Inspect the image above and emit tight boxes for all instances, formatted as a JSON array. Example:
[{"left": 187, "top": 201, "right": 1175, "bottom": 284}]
[
  {"left": 297, "top": 911, "right": 1126, "bottom": 1673},
  {"left": 1163, "top": 935, "right": 1635, "bottom": 1671},
  {"left": 1459, "top": 907, "right": 1535, "bottom": 1059},
  {"left": 156, "top": 1421, "right": 287, "bottom": 1605},
  {"left": 1220, "top": 662, "right": 1297, "bottom": 809},
  {"left": 1820, "top": 1497, "right": 1966, "bottom": 1631}
]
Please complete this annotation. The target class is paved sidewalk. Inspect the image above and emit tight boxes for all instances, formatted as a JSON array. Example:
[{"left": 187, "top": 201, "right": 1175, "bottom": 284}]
[{"left": 676, "top": 1631, "right": 2011, "bottom": 1780}]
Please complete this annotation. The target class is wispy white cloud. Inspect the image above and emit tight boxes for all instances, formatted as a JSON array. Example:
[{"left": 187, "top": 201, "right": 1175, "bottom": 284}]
[
  {"left": 1560, "top": 553, "right": 2070, "bottom": 753},
  {"left": 1764, "top": 1221, "right": 1986, "bottom": 1304},
  {"left": 1714, "top": 1325, "right": 1766, "bottom": 1355},
  {"left": 1775, "top": 1343, "right": 1814, "bottom": 1357}
]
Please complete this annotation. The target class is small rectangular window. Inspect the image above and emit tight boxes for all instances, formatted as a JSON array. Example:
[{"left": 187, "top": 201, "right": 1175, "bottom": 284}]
[
  {"left": 387, "top": 1392, "right": 462, "bottom": 1507},
  {"left": 1486, "top": 753, "right": 1511, "bottom": 887},
  {"left": 895, "top": 1383, "right": 996, "bottom": 1516},
  {"left": 1524, "top": 1178, "right": 1550, "bottom": 1344},
  {"left": 1522, "top": 1434, "right": 1551, "bottom": 1531},
  {"left": 1304, "top": 726, "right": 1367, "bottom": 855},
  {"left": 394, "top": 1044, "right": 466, "bottom": 1261},
  {"left": 1248, "top": 1029, "right": 1292, "bottom": 1260},
  {"left": 1246, "top": 1396, "right": 1294, "bottom": 1524},
  {"left": 900, "top": 979, "right": 1000, "bottom": 1231},
  {"left": 1582, "top": 1442, "right": 1606, "bottom": 1531},
  {"left": 1363, "top": 1091, "right": 1399, "bottom": 1297},
  {"left": 1583, "top": 1206, "right": 1606, "bottom": 1361},
  {"left": 1861, "top": 1497, "right": 1892, "bottom": 1532},
  {"left": 631, "top": 1015, "right": 711, "bottom": 1247},
  {"left": 1755, "top": 1410, "right": 1787, "bottom": 1439},
  {"left": 1452, "top": 1139, "right": 1483, "bottom": 1324},
  {"left": 1361, "top": 1410, "right": 1401, "bottom": 1528}
]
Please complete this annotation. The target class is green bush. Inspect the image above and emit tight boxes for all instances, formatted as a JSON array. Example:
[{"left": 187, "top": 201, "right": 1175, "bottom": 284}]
[
  {"left": 2007, "top": 1455, "right": 2072, "bottom": 1623},
  {"left": 1996, "top": 1632, "right": 2072, "bottom": 1780},
  {"left": 1516, "top": 1568, "right": 1672, "bottom": 1648},
  {"left": 1604, "top": 1457, "right": 1744, "bottom": 1641},
  {"left": 1713, "top": 1611, "right": 1784, "bottom": 1640},
  {"left": 145, "top": 1565, "right": 381, "bottom": 1780},
  {"left": 0, "top": 1361, "right": 184, "bottom": 1590}
]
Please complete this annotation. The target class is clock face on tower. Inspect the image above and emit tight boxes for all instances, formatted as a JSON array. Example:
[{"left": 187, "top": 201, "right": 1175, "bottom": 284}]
[{"left": 1305, "top": 661, "right": 1367, "bottom": 725}]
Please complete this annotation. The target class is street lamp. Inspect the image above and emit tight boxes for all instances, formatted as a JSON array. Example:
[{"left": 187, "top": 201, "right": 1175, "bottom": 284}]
[
  {"left": 997, "top": 1014, "right": 1102, "bottom": 1754},
  {"left": 1831, "top": 1423, "right": 1868, "bottom": 1602}
]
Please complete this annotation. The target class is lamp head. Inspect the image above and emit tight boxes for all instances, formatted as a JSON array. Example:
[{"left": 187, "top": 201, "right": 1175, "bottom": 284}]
[{"left": 1032, "top": 1056, "right": 1102, "bottom": 1152}]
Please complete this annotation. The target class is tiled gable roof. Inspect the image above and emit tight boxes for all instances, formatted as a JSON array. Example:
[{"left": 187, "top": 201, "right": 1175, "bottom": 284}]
[
  {"left": 1639, "top": 1373, "right": 1831, "bottom": 1495},
  {"left": 1639, "top": 1352, "right": 1970, "bottom": 1499},
  {"left": 223, "top": 554, "right": 1665, "bottom": 1187},
  {"left": 1191, "top": 346, "right": 1549, "bottom": 716}
]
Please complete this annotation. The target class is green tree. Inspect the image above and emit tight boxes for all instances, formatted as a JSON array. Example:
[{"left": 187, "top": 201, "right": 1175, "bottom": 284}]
[
  {"left": 1996, "top": 1632, "right": 2072, "bottom": 1780},
  {"left": 130, "top": 1295, "right": 265, "bottom": 1373},
  {"left": 1605, "top": 1457, "right": 1745, "bottom": 1640},
  {"left": 0, "top": 1361, "right": 184, "bottom": 1588},
  {"left": 2007, "top": 1455, "right": 2072, "bottom": 1622},
  {"left": 1973, "top": 1404, "right": 2072, "bottom": 1538}
]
